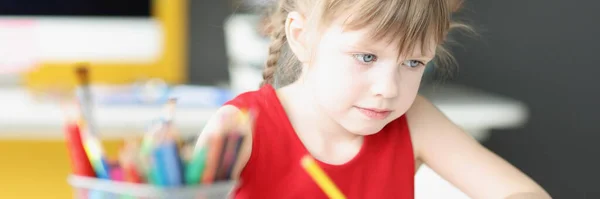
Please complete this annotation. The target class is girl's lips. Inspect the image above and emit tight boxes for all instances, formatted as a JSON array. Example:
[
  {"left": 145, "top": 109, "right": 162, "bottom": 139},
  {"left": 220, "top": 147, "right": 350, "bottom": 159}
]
[{"left": 355, "top": 107, "right": 392, "bottom": 120}]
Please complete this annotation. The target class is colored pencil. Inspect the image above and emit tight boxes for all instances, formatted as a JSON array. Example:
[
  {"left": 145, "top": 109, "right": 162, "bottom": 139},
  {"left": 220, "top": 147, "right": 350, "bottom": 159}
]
[
  {"left": 185, "top": 146, "right": 208, "bottom": 184},
  {"left": 153, "top": 140, "right": 183, "bottom": 187},
  {"left": 225, "top": 135, "right": 245, "bottom": 179},
  {"left": 109, "top": 166, "right": 125, "bottom": 181},
  {"left": 64, "top": 118, "right": 96, "bottom": 177},
  {"left": 119, "top": 139, "right": 143, "bottom": 183},
  {"left": 201, "top": 134, "right": 225, "bottom": 184},
  {"left": 300, "top": 155, "right": 346, "bottom": 199},
  {"left": 80, "top": 121, "right": 111, "bottom": 179},
  {"left": 214, "top": 133, "right": 231, "bottom": 181},
  {"left": 217, "top": 133, "right": 242, "bottom": 180}
]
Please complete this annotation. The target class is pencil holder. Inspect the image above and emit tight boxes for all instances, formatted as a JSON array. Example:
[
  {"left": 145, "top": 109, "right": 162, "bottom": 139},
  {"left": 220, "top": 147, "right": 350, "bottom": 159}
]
[{"left": 68, "top": 175, "right": 236, "bottom": 199}]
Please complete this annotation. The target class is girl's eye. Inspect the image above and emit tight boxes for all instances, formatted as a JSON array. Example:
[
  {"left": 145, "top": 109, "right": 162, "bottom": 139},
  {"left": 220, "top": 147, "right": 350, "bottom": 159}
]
[
  {"left": 353, "top": 54, "right": 378, "bottom": 64},
  {"left": 403, "top": 60, "right": 425, "bottom": 68}
]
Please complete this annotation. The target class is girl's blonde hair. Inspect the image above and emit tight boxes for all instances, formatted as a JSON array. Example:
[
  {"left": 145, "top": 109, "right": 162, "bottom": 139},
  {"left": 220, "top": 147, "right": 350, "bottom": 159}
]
[{"left": 260, "top": 0, "right": 470, "bottom": 87}]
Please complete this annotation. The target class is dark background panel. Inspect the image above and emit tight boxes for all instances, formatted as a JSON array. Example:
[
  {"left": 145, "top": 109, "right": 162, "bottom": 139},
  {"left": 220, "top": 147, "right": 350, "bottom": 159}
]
[
  {"left": 451, "top": 0, "right": 600, "bottom": 197},
  {"left": 0, "top": 0, "right": 151, "bottom": 16}
]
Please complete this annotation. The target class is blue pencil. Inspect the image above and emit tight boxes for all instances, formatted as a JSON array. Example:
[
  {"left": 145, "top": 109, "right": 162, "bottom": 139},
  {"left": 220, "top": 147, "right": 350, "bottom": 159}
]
[
  {"left": 153, "top": 140, "right": 183, "bottom": 187},
  {"left": 151, "top": 148, "right": 168, "bottom": 186}
]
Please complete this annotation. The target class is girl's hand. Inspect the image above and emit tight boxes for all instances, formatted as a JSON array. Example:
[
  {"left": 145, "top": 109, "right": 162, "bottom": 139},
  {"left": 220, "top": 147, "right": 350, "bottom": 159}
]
[{"left": 194, "top": 105, "right": 254, "bottom": 181}]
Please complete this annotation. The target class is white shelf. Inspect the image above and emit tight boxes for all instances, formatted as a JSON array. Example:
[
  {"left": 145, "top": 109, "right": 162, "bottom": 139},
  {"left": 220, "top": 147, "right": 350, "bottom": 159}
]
[{"left": 0, "top": 17, "right": 162, "bottom": 63}]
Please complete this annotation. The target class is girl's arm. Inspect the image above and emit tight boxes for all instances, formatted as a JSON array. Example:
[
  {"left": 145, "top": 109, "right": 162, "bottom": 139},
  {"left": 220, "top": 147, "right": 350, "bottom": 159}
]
[
  {"left": 407, "top": 95, "right": 551, "bottom": 199},
  {"left": 194, "top": 105, "right": 253, "bottom": 180}
]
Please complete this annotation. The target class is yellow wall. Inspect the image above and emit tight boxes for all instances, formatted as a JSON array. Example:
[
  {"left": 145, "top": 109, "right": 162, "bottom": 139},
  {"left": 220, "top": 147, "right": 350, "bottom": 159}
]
[
  {"left": 0, "top": 140, "right": 122, "bottom": 199},
  {"left": 23, "top": 0, "right": 188, "bottom": 92}
]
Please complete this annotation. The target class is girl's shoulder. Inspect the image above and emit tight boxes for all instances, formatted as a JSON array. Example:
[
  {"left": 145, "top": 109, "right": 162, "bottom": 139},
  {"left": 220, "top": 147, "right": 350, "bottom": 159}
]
[
  {"left": 224, "top": 85, "right": 277, "bottom": 111},
  {"left": 404, "top": 95, "right": 440, "bottom": 142},
  {"left": 405, "top": 95, "right": 442, "bottom": 134}
]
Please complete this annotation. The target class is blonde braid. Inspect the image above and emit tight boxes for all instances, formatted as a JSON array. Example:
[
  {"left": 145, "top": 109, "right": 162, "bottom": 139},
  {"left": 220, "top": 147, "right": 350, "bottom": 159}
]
[{"left": 260, "top": 6, "right": 288, "bottom": 87}]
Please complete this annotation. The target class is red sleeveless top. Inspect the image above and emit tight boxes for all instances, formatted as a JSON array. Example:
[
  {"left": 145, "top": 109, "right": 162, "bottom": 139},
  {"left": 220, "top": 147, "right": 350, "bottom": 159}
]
[{"left": 225, "top": 85, "right": 415, "bottom": 199}]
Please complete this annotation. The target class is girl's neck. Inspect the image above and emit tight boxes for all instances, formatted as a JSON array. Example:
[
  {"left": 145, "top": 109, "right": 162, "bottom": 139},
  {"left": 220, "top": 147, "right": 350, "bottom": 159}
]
[
  {"left": 279, "top": 81, "right": 359, "bottom": 140},
  {"left": 277, "top": 80, "right": 363, "bottom": 164}
]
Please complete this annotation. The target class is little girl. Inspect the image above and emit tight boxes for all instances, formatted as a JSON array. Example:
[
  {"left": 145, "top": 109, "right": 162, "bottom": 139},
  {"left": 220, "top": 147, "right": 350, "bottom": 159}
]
[{"left": 196, "top": 0, "right": 551, "bottom": 198}]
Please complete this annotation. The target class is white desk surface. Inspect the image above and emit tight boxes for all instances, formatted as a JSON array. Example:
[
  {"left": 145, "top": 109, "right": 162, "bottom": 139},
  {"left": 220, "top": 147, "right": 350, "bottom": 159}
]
[{"left": 0, "top": 84, "right": 528, "bottom": 140}]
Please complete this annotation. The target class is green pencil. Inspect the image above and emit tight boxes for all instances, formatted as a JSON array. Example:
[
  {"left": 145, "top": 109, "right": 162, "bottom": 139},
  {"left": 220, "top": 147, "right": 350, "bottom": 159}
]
[{"left": 185, "top": 146, "right": 209, "bottom": 184}]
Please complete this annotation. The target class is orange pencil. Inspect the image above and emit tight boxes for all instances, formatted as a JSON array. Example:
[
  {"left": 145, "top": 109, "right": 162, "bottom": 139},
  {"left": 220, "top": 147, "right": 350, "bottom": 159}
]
[
  {"left": 119, "top": 139, "right": 143, "bottom": 183},
  {"left": 201, "top": 134, "right": 225, "bottom": 184}
]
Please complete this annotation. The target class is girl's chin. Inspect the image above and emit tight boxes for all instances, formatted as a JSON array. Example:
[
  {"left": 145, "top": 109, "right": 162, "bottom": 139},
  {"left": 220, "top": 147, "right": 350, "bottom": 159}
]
[{"left": 344, "top": 122, "right": 387, "bottom": 136}]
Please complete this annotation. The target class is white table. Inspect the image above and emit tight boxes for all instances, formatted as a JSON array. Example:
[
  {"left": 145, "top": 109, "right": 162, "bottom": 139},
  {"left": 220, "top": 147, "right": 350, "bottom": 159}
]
[{"left": 0, "top": 84, "right": 529, "bottom": 199}]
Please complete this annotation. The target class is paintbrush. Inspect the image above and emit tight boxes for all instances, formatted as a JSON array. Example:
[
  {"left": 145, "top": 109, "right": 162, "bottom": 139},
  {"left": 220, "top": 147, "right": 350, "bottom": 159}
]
[{"left": 74, "top": 64, "right": 98, "bottom": 136}]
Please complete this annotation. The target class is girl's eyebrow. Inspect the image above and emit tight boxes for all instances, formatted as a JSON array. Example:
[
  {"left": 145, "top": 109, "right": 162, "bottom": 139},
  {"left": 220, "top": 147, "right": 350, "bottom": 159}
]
[
  {"left": 401, "top": 52, "right": 436, "bottom": 61},
  {"left": 344, "top": 44, "right": 380, "bottom": 53},
  {"left": 342, "top": 36, "right": 436, "bottom": 60},
  {"left": 408, "top": 51, "right": 436, "bottom": 60},
  {"left": 337, "top": 33, "right": 384, "bottom": 52},
  {"left": 343, "top": 37, "right": 388, "bottom": 53},
  {"left": 394, "top": 50, "right": 436, "bottom": 62},
  {"left": 408, "top": 56, "right": 434, "bottom": 61}
]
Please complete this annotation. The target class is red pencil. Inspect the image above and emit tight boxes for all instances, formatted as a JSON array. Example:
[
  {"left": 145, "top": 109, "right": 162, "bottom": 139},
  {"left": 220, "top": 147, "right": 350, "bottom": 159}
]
[{"left": 64, "top": 121, "right": 96, "bottom": 177}]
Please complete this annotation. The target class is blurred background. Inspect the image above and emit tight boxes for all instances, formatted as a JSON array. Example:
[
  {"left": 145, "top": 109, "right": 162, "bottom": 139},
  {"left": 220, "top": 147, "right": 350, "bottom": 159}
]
[{"left": 0, "top": 0, "right": 597, "bottom": 198}]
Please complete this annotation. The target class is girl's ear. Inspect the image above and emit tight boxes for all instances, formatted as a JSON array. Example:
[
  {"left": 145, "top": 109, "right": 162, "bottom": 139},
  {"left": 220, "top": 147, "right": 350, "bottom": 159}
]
[{"left": 285, "top": 11, "right": 309, "bottom": 63}]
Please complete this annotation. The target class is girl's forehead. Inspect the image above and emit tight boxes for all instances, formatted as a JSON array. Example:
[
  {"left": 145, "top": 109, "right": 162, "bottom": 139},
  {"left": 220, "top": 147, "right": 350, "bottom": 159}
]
[
  {"left": 319, "top": 23, "right": 381, "bottom": 46},
  {"left": 323, "top": 24, "right": 369, "bottom": 43}
]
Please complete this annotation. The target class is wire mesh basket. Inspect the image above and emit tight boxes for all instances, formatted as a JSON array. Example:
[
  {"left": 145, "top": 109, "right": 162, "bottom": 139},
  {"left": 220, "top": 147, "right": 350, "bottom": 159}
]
[{"left": 67, "top": 175, "right": 237, "bottom": 199}]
